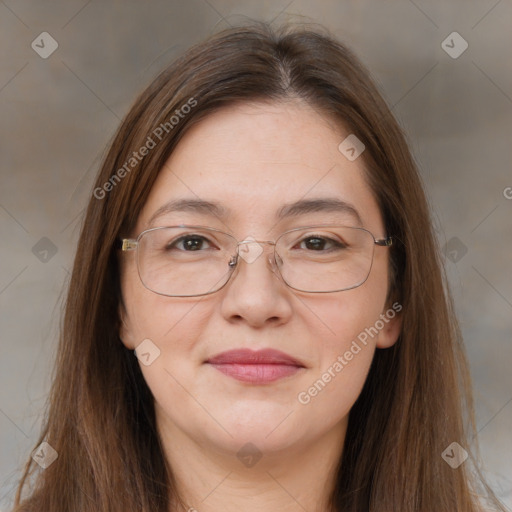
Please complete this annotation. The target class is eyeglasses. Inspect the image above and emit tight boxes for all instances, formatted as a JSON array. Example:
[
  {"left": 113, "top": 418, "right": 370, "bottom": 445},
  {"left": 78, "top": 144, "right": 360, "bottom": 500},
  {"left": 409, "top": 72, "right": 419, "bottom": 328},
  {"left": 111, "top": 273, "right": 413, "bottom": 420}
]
[{"left": 119, "top": 224, "right": 393, "bottom": 297}]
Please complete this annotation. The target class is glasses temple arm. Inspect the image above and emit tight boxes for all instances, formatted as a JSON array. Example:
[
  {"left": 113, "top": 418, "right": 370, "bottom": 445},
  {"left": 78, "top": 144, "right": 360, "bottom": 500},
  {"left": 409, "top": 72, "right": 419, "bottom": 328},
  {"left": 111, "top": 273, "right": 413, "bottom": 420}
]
[{"left": 116, "top": 238, "right": 138, "bottom": 251}]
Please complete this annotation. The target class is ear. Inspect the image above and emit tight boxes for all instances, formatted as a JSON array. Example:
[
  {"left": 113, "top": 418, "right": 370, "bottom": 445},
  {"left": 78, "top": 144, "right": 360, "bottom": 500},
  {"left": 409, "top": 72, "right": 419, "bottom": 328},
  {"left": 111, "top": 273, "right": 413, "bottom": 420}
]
[
  {"left": 376, "top": 301, "right": 402, "bottom": 349},
  {"left": 118, "top": 301, "right": 136, "bottom": 350}
]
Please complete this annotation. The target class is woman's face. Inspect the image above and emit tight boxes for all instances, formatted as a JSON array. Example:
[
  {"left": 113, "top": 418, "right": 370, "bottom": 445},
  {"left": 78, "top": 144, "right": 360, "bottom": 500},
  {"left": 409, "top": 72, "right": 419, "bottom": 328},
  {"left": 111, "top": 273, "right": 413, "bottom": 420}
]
[{"left": 119, "top": 100, "right": 401, "bottom": 461}]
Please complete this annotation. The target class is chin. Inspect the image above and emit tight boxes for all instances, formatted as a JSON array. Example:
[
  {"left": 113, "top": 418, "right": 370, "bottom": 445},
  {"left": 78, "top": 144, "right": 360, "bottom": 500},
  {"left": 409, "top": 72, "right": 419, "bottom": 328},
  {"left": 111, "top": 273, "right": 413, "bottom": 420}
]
[
  {"left": 204, "top": 403, "right": 308, "bottom": 453},
  {"left": 206, "top": 427, "right": 304, "bottom": 461}
]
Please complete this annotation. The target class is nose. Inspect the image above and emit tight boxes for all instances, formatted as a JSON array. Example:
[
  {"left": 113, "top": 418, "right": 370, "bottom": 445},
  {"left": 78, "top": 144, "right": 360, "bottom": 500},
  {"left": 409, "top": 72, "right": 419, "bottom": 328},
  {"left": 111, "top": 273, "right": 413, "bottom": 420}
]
[{"left": 220, "top": 239, "right": 292, "bottom": 327}]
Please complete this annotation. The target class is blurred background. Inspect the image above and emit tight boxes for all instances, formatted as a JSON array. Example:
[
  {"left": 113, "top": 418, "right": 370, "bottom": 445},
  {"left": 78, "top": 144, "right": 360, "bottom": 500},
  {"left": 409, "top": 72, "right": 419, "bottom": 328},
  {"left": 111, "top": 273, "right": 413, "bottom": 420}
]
[{"left": 0, "top": 0, "right": 511, "bottom": 509}]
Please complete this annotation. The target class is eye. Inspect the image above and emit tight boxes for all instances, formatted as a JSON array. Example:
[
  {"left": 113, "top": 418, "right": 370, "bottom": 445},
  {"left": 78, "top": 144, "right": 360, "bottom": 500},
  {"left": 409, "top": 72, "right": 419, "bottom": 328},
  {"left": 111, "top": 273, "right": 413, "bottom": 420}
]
[
  {"left": 168, "top": 234, "right": 215, "bottom": 251},
  {"left": 296, "top": 235, "right": 347, "bottom": 251}
]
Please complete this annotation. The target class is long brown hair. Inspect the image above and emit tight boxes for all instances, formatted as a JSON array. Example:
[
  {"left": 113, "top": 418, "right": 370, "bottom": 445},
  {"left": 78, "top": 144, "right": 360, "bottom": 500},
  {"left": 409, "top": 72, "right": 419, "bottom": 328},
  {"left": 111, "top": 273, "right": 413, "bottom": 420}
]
[{"left": 12, "top": 21, "right": 507, "bottom": 512}]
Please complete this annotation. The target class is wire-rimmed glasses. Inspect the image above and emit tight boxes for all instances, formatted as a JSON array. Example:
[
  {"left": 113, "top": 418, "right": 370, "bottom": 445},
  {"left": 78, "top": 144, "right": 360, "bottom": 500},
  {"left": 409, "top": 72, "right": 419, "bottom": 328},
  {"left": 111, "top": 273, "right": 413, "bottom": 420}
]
[{"left": 119, "top": 224, "right": 393, "bottom": 297}]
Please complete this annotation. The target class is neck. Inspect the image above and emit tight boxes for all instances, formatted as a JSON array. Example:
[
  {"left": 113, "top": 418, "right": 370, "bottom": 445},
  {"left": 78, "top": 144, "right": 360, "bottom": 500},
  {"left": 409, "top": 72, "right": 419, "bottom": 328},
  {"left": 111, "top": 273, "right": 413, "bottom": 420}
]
[{"left": 157, "top": 409, "right": 347, "bottom": 512}]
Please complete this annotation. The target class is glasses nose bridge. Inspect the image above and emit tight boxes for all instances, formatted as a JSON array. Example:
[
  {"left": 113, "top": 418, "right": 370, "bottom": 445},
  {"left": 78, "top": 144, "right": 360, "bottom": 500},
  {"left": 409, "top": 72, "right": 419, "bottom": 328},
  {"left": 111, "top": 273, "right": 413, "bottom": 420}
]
[
  {"left": 237, "top": 238, "right": 276, "bottom": 248},
  {"left": 234, "top": 238, "right": 280, "bottom": 272}
]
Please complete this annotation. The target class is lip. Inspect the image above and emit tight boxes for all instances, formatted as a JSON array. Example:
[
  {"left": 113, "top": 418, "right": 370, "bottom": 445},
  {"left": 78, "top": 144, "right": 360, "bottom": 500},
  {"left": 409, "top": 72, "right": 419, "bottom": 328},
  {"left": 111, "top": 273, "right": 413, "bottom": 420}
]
[{"left": 206, "top": 348, "right": 305, "bottom": 384}]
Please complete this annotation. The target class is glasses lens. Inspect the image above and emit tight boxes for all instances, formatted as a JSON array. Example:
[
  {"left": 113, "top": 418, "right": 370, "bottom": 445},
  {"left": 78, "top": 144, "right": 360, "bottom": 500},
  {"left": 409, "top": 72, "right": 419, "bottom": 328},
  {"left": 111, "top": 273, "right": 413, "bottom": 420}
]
[
  {"left": 276, "top": 226, "right": 375, "bottom": 292},
  {"left": 137, "top": 227, "right": 236, "bottom": 297},
  {"left": 136, "top": 225, "right": 377, "bottom": 296}
]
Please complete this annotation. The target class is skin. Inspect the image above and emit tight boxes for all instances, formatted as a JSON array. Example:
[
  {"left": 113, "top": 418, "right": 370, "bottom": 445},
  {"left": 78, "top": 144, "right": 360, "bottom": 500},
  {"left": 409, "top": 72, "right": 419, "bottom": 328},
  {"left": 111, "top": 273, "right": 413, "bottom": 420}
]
[{"left": 118, "top": 100, "right": 402, "bottom": 512}]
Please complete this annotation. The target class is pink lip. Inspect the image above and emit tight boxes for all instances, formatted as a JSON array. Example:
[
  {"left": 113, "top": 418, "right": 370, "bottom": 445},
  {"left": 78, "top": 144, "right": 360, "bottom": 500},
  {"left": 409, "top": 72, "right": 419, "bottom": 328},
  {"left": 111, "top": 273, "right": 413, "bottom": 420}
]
[{"left": 206, "top": 349, "right": 304, "bottom": 384}]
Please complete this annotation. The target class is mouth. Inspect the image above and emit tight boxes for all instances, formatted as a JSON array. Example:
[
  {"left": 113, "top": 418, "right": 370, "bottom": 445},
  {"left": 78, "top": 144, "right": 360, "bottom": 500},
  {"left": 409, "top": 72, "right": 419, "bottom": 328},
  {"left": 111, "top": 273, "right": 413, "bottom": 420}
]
[{"left": 205, "top": 348, "right": 305, "bottom": 384}]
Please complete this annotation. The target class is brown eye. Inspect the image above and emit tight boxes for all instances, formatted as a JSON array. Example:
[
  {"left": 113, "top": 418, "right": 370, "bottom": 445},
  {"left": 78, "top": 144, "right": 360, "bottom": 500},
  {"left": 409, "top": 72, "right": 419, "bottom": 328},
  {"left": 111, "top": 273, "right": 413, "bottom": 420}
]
[
  {"left": 297, "top": 236, "right": 346, "bottom": 251},
  {"left": 168, "top": 235, "right": 213, "bottom": 251}
]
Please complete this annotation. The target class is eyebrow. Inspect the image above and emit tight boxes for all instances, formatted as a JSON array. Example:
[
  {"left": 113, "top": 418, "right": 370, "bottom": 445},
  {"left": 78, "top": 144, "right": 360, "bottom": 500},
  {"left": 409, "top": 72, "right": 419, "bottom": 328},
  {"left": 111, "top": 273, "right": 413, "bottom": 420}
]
[{"left": 147, "top": 197, "right": 363, "bottom": 227}]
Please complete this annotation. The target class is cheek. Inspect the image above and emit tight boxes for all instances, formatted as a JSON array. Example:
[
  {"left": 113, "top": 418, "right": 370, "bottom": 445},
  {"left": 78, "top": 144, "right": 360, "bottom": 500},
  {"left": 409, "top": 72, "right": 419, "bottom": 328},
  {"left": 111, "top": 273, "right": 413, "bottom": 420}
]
[
  {"left": 309, "top": 282, "right": 388, "bottom": 359},
  {"left": 310, "top": 294, "right": 380, "bottom": 373},
  {"left": 297, "top": 349, "right": 374, "bottom": 415},
  {"left": 119, "top": 259, "right": 217, "bottom": 378},
  {"left": 294, "top": 298, "right": 380, "bottom": 429},
  {"left": 121, "top": 257, "right": 208, "bottom": 343},
  {"left": 295, "top": 265, "right": 389, "bottom": 414},
  {"left": 123, "top": 296, "right": 213, "bottom": 418}
]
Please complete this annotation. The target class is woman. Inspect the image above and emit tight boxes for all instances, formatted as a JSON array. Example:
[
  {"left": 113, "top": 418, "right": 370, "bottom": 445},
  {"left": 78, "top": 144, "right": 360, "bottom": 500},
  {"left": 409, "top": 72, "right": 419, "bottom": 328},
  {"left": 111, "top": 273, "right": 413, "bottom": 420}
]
[{"left": 12, "top": 21, "right": 507, "bottom": 512}]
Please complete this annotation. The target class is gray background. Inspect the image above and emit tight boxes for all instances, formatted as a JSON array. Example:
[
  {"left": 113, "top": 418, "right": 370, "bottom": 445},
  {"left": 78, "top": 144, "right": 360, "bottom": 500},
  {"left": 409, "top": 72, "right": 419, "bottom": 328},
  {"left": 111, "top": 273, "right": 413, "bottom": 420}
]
[{"left": 0, "top": 0, "right": 511, "bottom": 510}]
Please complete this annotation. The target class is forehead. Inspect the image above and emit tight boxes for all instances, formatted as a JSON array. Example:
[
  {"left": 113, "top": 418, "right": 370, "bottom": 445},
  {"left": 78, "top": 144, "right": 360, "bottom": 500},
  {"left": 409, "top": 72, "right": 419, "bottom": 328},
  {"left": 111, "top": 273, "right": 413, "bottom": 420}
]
[{"left": 137, "top": 101, "right": 384, "bottom": 236}]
